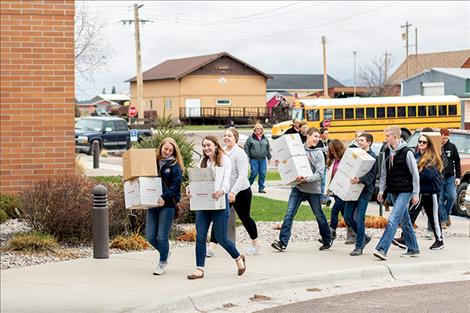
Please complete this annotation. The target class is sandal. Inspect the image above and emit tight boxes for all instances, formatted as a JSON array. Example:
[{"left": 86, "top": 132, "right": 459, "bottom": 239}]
[
  {"left": 236, "top": 255, "right": 246, "bottom": 276},
  {"left": 187, "top": 268, "right": 204, "bottom": 280}
]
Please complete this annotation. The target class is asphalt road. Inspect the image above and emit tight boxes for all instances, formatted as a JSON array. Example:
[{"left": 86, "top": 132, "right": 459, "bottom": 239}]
[{"left": 256, "top": 280, "right": 470, "bottom": 313}]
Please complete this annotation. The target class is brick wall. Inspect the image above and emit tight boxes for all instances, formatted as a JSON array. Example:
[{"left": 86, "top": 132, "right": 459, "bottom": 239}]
[{"left": 0, "top": 0, "right": 75, "bottom": 194}]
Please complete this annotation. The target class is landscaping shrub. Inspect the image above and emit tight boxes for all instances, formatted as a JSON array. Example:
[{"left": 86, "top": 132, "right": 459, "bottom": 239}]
[
  {"left": 110, "top": 233, "right": 149, "bottom": 251},
  {"left": 7, "top": 231, "right": 59, "bottom": 252},
  {"left": 0, "top": 194, "right": 21, "bottom": 218},
  {"left": 0, "top": 209, "right": 8, "bottom": 224}
]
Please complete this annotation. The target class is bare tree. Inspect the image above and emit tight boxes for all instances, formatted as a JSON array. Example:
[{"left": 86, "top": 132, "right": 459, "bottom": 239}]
[
  {"left": 358, "top": 55, "right": 396, "bottom": 96},
  {"left": 75, "top": 1, "right": 112, "bottom": 97}
]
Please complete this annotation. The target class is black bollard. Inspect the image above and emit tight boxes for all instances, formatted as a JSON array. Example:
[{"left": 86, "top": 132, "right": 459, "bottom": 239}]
[
  {"left": 92, "top": 184, "right": 109, "bottom": 259},
  {"left": 93, "top": 141, "right": 100, "bottom": 169}
]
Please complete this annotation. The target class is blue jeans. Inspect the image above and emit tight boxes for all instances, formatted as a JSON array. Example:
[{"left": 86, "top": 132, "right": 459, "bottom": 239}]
[
  {"left": 439, "top": 175, "right": 456, "bottom": 222},
  {"left": 330, "top": 195, "right": 345, "bottom": 230},
  {"left": 249, "top": 158, "right": 267, "bottom": 191},
  {"left": 195, "top": 196, "right": 240, "bottom": 267},
  {"left": 146, "top": 206, "right": 175, "bottom": 263},
  {"left": 375, "top": 193, "right": 419, "bottom": 255},
  {"left": 344, "top": 194, "right": 369, "bottom": 249},
  {"left": 279, "top": 187, "right": 331, "bottom": 246}
]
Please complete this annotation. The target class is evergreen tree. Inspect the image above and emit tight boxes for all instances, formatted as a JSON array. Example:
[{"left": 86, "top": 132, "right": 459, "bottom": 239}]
[
  {"left": 102, "top": 87, "right": 106, "bottom": 94},
  {"left": 111, "top": 86, "right": 116, "bottom": 94}
]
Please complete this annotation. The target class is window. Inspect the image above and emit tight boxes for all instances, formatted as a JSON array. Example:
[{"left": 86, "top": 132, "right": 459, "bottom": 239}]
[
  {"left": 165, "top": 98, "right": 172, "bottom": 110},
  {"left": 387, "top": 107, "right": 396, "bottom": 118},
  {"left": 376, "top": 107, "right": 385, "bottom": 118},
  {"left": 418, "top": 105, "right": 427, "bottom": 117},
  {"left": 366, "top": 107, "right": 375, "bottom": 118},
  {"left": 324, "top": 109, "right": 333, "bottom": 120},
  {"left": 306, "top": 109, "right": 320, "bottom": 121},
  {"left": 397, "top": 106, "right": 406, "bottom": 117},
  {"left": 104, "top": 121, "right": 115, "bottom": 131},
  {"left": 334, "top": 108, "right": 343, "bottom": 120},
  {"left": 216, "top": 99, "right": 231, "bottom": 106},
  {"left": 345, "top": 108, "right": 354, "bottom": 119},
  {"left": 408, "top": 106, "right": 416, "bottom": 117},
  {"left": 438, "top": 105, "right": 447, "bottom": 116},
  {"left": 428, "top": 105, "right": 437, "bottom": 116},
  {"left": 115, "top": 121, "right": 128, "bottom": 131},
  {"left": 449, "top": 104, "right": 457, "bottom": 115},
  {"left": 355, "top": 108, "right": 364, "bottom": 119}
]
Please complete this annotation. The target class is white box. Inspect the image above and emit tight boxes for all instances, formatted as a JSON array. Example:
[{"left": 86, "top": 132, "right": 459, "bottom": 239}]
[
  {"left": 124, "top": 177, "right": 163, "bottom": 209},
  {"left": 329, "top": 170, "right": 364, "bottom": 201},
  {"left": 278, "top": 155, "right": 313, "bottom": 185},
  {"left": 188, "top": 168, "right": 226, "bottom": 211},
  {"left": 338, "top": 148, "right": 376, "bottom": 179},
  {"left": 271, "top": 133, "right": 306, "bottom": 161}
]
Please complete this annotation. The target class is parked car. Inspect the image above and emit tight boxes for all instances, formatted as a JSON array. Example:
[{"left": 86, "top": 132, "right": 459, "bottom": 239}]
[
  {"left": 464, "top": 185, "right": 470, "bottom": 217},
  {"left": 407, "top": 129, "right": 470, "bottom": 217},
  {"left": 75, "top": 117, "right": 152, "bottom": 154}
]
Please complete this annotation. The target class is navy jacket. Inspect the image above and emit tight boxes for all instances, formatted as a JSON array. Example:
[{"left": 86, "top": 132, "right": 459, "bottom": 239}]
[
  {"left": 415, "top": 151, "right": 442, "bottom": 195},
  {"left": 159, "top": 158, "right": 182, "bottom": 206},
  {"left": 358, "top": 149, "right": 378, "bottom": 200}
]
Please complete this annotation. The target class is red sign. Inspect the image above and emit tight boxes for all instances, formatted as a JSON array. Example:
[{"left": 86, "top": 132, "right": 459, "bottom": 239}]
[
  {"left": 128, "top": 106, "right": 137, "bottom": 117},
  {"left": 323, "top": 120, "right": 331, "bottom": 128}
]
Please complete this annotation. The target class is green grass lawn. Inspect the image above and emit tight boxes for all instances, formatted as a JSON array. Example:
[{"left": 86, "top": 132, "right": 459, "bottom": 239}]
[
  {"left": 250, "top": 196, "right": 331, "bottom": 222},
  {"left": 249, "top": 170, "right": 281, "bottom": 181},
  {"left": 91, "top": 176, "right": 122, "bottom": 185}
]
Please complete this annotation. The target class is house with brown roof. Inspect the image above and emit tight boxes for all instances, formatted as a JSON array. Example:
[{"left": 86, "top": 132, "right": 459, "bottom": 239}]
[
  {"left": 389, "top": 49, "right": 470, "bottom": 90},
  {"left": 126, "top": 52, "right": 271, "bottom": 121}
]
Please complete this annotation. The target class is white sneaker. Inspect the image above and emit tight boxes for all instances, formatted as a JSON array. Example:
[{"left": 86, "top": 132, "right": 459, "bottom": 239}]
[
  {"left": 246, "top": 245, "right": 260, "bottom": 255},
  {"left": 206, "top": 249, "right": 215, "bottom": 258},
  {"left": 153, "top": 262, "right": 167, "bottom": 275}
]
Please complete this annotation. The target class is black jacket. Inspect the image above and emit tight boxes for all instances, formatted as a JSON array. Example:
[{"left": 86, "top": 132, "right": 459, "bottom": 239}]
[
  {"left": 358, "top": 149, "right": 378, "bottom": 200},
  {"left": 159, "top": 158, "right": 183, "bottom": 206},
  {"left": 442, "top": 141, "right": 461, "bottom": 178}
]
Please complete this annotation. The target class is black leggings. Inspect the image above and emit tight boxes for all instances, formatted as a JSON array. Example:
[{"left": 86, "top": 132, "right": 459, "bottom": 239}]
[
  {"left": 406, "top": 194, "right": 443, "bottom": 242},
  {"left": 210, "top": 187, "right": 258, "bottom": 243}
]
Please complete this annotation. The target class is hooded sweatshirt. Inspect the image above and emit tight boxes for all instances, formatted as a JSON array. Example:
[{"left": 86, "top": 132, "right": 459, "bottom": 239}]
[
  {"left": 414, "top": 151, "right": 442, "bottom": 194},
  {"left": 294, "top": 145, "right": 324, "bottom": 194},
  {"left": 379, "top": 139, "right": 420, "bottom": 196}
]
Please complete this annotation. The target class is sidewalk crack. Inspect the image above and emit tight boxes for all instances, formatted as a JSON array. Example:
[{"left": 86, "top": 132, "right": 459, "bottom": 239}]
[{"left": 386, "top": 265, "right": 398, "bottom": 280}]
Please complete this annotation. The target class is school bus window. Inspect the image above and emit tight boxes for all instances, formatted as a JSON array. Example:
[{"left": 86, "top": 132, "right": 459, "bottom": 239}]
[
  {"left": 345, "top": 108, "right": 354, "bottom": 119},
  {"left": 306, "top": 109, "right": 320, "bottom": 121},
  {"left": 428, "top": 105, "right": 437, "bottom": 116},
  {"left": 438, "top": 105, "right": 447, "bottom": 116},
  {"left": 366, "top": 107, "right": 375, "bottom": 118},
  {"left": 397, "top": 106, "right": 406, "bottom": 117},
  {"left": 449, "top": 104, "right": 457, "bottom": 115},
  {"left": 408, "top": 106, "right": 417, "bottom": 117},
  {"left": 355, "top": 108, "right": 364, "bottom": 119},
  {"left": 324, "top": 109, "right": 333, "bottom": 120},
  {"left": 387, "top": 107, "right": 396, "bottom": 118},
  {"left": 334, "top": 108, "right": 343, "bottom": 120},
  {"left": 376, "top": 107, "right": 385, "bottom": 118},
  {"left": 418, "top": 105, "right": 427, "bottom": 117}
]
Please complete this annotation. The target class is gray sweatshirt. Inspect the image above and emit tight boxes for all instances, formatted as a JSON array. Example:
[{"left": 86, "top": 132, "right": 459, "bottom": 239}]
[
  {"left": 226, "top": 145, "right": 250, "bottom": 195},
  {"left": 294, "top": 145, "right": 324, "bottom": 194},
  {"left": 379, "top": 139, "right": 420, "bottom": 196}
]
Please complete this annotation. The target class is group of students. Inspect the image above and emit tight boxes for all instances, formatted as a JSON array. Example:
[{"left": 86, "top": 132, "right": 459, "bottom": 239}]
[{"left": 144, "top": 122, "right": 461, "bottom": 278}]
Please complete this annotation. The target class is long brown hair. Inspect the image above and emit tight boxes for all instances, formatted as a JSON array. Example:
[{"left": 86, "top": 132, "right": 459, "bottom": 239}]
[
  {"left": 156, "top": 137, "right": 185, "bottom": 174},
  {"left": 326, "top": 139, "right": 346, "bottom": 167},
  {"left": 200, "top": 136, "right": 224, "bottom": 167},
  {"left": 417, "top": 134, "right": 444, "bottom": 172}
]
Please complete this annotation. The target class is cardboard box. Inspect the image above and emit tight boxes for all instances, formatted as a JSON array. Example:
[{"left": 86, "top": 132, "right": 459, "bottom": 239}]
[
  {"left": 122, "top": 149, "right": 158, "bottom": 181},
  {"left": 271, "top": 133, "right": 306, "bottom": 161},
  {"left": 124, "top": 177, "right": 162, "bottom": 209},
  {"left": 278, "top": 155, "right": 313, "bottom": 185},
  {"left": 188, "top": 168, "right": 226, "bottom": 211},
  {"left": 421, "top": 132, "right": 441, "bottom": 149},
  {"left": 329, "top": 170, "right": 364, "bottom": 201},
  {"left": 338, "top": 148, "right": 376, "bottom": 179}
]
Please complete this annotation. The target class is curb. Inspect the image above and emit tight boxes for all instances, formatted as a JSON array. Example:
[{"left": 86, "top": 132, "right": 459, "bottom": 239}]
[{"left": 128, "top": 260, "right": 470, "bottom": 313}]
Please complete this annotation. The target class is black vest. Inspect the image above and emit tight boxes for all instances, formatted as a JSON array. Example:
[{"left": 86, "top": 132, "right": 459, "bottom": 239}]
[{"left": 385, "top": 146, "right": 413, "bottom": 193}]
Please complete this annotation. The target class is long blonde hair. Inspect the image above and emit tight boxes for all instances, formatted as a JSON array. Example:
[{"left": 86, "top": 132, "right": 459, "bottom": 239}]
[
  {"left": 156, "top": 137, "right": 185, "bottom": 174},
  {"left": 200, "top": 136, "right": 224, "bottom": 167},
  {"left": 417, "top": 134, "right": 444, "bottom": 172}
]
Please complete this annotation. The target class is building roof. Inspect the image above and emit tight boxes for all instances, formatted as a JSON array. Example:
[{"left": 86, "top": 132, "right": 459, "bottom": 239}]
[
  {"left": 97, "top": 94, "right": 130, "bottom": 101},
  {"left": 267, "top": 74, "right": 343, "bottom": 90},
  {"left": 432, "top": 67, "right": 470, "bottom": 79},
  {"left": 126, "top": 52, "right": 271, "bottom": 82},
  {"left": 389, "top": 49, "right": 470, "bottom": 85}
]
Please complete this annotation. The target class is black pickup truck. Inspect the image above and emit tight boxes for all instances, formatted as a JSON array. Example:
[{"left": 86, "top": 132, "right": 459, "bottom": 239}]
[{"left": 75, "top": 117, "right": 152, "bottom": 154}]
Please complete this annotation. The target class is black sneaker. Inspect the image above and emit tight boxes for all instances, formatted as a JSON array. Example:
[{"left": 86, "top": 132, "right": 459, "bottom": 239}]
[
  {"left": 319, "top": 243, "right": 332, "bottom": 251},
  {"left": 349, "top": 248, "right": 363, "bottom": 256},
  {"left": 373, "top": 249, "right": 387, "bottom": 260},
  {"left": 271, "top": 240, "right": 286, "bottom": 252},
  {"left": 400, "top": 250, "right": 420, "bottom": 258},
  {"left": 392, "top": 237, "right": 406, "bottom": 249},
  {"left": 429, "top": 240, "right": 444, "bottom": 250},
  {"left": 259, "top": 189, "right": 266, "bottom": 194},
  {"left": 326, "top": 199, "right": 332, "bottom": 206}
]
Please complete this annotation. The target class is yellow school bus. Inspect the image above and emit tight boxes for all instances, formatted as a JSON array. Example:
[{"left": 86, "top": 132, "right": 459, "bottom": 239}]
[{"left": 271, "top": 95, "right": 462, "bottom": 142}]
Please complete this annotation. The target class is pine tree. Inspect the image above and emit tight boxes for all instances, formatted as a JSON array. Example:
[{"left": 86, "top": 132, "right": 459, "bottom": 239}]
[{"left": 111, "top": 86, "right": 116, "bottom": 94}]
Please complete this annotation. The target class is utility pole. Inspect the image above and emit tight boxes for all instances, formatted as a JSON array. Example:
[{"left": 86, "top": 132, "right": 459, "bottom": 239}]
[
  {"left": 121, "top": 4, "right": 152, "bottom": 122},
  {"left": 415, "top": 27, "right": 418, "bottom": 73},
  {"left": 353, "top": 51, "right": 357, "bottom": 97},
  {"left": 322, "top": 36, "right": 328, "bottom": 98},
  {"left": 401, "top": 21, "right": 412, "bottom": 79}
]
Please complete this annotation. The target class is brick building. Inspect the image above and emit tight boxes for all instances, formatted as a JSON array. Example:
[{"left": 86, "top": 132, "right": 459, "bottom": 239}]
[{"left": 0, "top": 0, "right": 75, "bottom": 194}]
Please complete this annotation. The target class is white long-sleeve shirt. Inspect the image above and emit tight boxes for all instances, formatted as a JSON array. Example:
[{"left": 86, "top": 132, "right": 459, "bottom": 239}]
[
  {"left": 201, "top": 154, "right": 232, "bottom": 194},
  {"left": 225, "top": 145, "right": 250, "bottom": 195}
]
